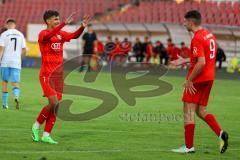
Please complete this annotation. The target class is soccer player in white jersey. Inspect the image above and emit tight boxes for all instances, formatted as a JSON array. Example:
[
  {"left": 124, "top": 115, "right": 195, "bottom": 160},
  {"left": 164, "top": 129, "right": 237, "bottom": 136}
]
[{"left": 0, "top": 19, "right": 26, "bottom": 109}]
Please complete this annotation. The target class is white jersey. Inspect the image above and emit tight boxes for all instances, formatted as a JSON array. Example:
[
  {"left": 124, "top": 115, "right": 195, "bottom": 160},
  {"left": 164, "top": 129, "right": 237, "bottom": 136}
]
[{"left": 0, "top": 29, "right": 26, "bottom": 69}]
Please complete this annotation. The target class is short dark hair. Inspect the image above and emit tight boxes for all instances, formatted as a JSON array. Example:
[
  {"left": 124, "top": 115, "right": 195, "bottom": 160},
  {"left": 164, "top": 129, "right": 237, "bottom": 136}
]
[
  {"left": 43, "top": 10, "right": 59, "bottom": 23},
  {"left": 6, "top": 18, "right": 16, "bottom": 24},
  {"left": 184, "top": 10, "right": 202, "bottom": 25},
  {"left": 181, "top": 42, "right": 185, "bottom": 46}
]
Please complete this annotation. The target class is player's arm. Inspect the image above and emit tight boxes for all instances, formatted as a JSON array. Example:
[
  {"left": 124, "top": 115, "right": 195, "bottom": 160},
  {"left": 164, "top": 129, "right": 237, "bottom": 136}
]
[
  {"left": 184, "top": 39, "right": 205, "bottom": 95},
  {"left": 184, "top": 57, "right": 205, "bottom": 95},
  {"left": 22, "top": 48, "right": 26, "bottom": 57},
  {"left": 0, "top": 46, "right": 4, "bottom": 61},
  {"left": 81, "top": 39, "right": 86, "bottom": 52},
  {"left": 21, "top": 35, "right": 27, "bottom": 57},
  {"left": 0, "top": 36, "right": 4, "bottom": 61},
  {"left": 170, "top": 56, "right": 190, "bottom": 66},
  {"left": 41, "top": 23, "right": 65, "bottom": 42},
  {"left": 66, "top": 25, "right": 85, "bottom": 40},
  {"left": 41, "top": 13, "right": 77, "bottom": 42},
  {"left": 65, "top": 15, "right": 91, "bottom": 40},
  {"left": 187, "top": 57, "right": 205, "bottom": 81}
]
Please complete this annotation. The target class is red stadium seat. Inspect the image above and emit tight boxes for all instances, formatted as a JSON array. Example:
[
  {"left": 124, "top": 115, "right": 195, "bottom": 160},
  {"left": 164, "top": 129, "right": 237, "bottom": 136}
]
[{"left": 1, "top": 0, "right": 239, "bottom": 35}]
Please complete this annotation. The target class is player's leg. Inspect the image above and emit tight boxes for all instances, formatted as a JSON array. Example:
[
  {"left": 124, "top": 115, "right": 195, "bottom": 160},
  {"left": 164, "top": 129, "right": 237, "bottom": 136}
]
[
  {"left": 172, "top": 102, "right": 197, "bottom": 153},
  {"left": 196, "top": 105, "right": 228, "bottom": 153},
  {"left": 32, "top": 95, "right": 58, "bottom": 143},
  {"left": 2, "top": 81, "right": 9, "bottom": 109},
  {"left": 32, "top": 76, "right": 56, "bottom": 142},
  {"left": 41, "top": 75, "right": 63, "bottom": 144},
  {"left": 145, "top": 54, "right": 148, "bottom": 63},
  {"left": 184, "top": 102, "right": 197, "bottom": 150},
  {"left": 80, "top": 55, "right": 90, "bottom": 72},
  {"left": 10, "top": 68, "right": 21, "bottom": 109},
  {"left": 196, "top": 80, "right": 228, "bottom": 153},
  {"left": 1, "top": 67, "right": 10, "bottom": 109},
  {"left": 196, "top": 105, "right": 221, "bottom": 136},
  {"left": 41, "top": 95, "right": 59, "bottom": 144}
]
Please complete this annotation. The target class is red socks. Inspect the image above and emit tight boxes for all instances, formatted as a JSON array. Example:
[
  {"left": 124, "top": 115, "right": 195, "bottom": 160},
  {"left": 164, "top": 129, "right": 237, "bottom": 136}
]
[
  {"left": 204, "top": 114, "right": 222, "bottom": 137},
  {"left": 36, "top": 106, "right": 57, "bottom": 134},
  {"left": 44, "top": 112, "right": 56, "bottom": 133},
  {"left": 184, "top": 124, "right": 195, "bottom": 149},
  {"left": 36, "top": 106, "right": 50, "bottom": 124},
  {"left": 184, "top": 114, "right": 222, "bottom": 149}
]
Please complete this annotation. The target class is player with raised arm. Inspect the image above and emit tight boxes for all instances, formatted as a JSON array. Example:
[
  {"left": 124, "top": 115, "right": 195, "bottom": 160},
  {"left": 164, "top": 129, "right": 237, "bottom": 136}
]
[
  {"left": 31, "top": 10, "right": 90, "bottom": 144},
  {"left": 0, "top": 19, "right": 26, "bottom": 109},
  {"left": 171, "top": 10, "right": 229, "bottom": 154}
]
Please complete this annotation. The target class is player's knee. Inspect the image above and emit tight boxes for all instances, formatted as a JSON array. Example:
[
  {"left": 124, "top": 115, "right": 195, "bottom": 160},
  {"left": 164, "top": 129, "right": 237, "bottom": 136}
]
[
  {"left": 184, "top": 112, "right": 195, "bottom": 124},
  {"left": 48, "top": 101, "right": 59, "bottom": 111},
  {"left": 196, "top": 110, "right": 206, "bottom": 119}
]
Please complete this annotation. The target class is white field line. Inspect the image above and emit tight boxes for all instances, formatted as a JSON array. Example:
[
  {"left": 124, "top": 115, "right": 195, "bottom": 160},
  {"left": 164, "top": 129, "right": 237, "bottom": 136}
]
[
  {"left": 0, "top": 148, "right": 240, "bottom": 155},
  {"left": 0, "top": 128, "right": 239, "bottom": 139}
]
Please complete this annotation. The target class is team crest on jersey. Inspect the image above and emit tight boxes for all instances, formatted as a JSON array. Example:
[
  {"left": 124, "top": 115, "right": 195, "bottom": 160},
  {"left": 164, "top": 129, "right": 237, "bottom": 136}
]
[
  {"left": 193, "top": 47, "right": 198, "bottom": 55},
  {"left": 56, "top": 34, "right": 62, "bottom": 40}
]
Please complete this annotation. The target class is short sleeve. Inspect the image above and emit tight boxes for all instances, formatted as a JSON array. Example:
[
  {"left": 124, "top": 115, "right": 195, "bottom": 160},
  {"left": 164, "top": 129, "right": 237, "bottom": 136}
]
[
  {"left": 191, "top": 38, "right": 204, "bottom": 57},
  {"left": 0, "top": 34, "right": 4, "bottom": 47},
  {"left": 38, "top": 31, "right": 46, "bottom": 43},
  {"left": 21, "top": 34, "right": 26, "bottom": 48}
]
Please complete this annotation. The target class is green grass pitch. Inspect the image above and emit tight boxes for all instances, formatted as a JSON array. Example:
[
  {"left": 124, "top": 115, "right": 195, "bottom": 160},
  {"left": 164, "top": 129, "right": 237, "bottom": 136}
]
[{"left": 0, "top": 68, "right": 239, "bottom": 160}]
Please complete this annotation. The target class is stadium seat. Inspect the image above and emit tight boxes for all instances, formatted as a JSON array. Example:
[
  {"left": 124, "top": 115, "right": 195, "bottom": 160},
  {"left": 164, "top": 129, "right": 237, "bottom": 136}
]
[
  {"left": 0, "top": 0, "right": 131, "bottom": 35},
  {"left": 99, "top": 0, "right": 239, "bottom": 27},
  {"left": 1, "top": 0, "right": 239, "bottom": 36}
]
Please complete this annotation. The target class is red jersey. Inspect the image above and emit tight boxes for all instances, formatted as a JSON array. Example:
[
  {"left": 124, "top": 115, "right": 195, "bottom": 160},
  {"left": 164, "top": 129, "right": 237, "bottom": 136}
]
[
  {"left": 111, "top": 43, "right": 122, "bottom": 55},
  {"left": 170, "top": 46, "right": 181, "bottom": 60},
  {"left": 167, "top": 44, "right": 173, "bottom": 55},
  {"left": 180, "top": 46, "right": 191, "bottom": 58},
  {"left": 187, "top": 29, "right": 217, "bottom": 83},
  {"left": 109, "top": 41, "right": 131, "bottom": 60},
  {"left": 95, "top": 41, "right": 104, "bottom": 54},
  {"left": 38, "top": 23, "right": 84, "bottom": 77},
  {"left": 146, "top": 44, "right": 154, "bottom": 55}
]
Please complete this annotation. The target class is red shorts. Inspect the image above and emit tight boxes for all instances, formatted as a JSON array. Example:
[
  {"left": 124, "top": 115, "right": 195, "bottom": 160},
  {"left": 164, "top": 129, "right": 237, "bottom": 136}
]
[
  {"left": 182, "top": 80, "right": 213, "bottom": 106},
  {"left": 40, "top": 75, "right": 63, "bottom": 100}
]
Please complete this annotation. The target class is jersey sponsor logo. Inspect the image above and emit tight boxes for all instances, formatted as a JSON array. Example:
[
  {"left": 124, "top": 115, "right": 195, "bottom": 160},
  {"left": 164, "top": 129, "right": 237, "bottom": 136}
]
[
  {"left": 51, "top": 43, "right": 61, "bottom": 50},
  {"left": 6, "top": 34, "right": 21, "bottom": 37}
]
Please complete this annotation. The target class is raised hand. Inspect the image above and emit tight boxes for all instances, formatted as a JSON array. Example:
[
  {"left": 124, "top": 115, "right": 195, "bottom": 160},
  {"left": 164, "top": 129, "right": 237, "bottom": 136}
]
[
  {"left": 82, "top": 15, "right": 91, "bottom": 27},
  {"left": 65, "top": 12, "right": 76, "bottom": 24}
]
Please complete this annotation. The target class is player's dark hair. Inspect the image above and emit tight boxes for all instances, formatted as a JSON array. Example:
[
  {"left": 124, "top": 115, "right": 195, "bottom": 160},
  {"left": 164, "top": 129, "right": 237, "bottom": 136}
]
[
  {"left": 6, "top": 18, "right": 16, "bottom": 24},
  {"left": 43, "top": 10, "right": 60, "bottom": 23},
  {"left": 181, "top": 42, "right": 185, "bottom": 46},
  {"left": 167, "top": 38, "right": 172, "bottom": 42},
  {"left": 184, "top": 10, "right": 202, "bottom": 25}
]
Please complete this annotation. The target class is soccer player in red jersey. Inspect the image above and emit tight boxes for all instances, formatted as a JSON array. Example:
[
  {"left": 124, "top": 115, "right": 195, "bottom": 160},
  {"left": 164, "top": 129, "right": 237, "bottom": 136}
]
[
  {"left": 31, "top": 10, "right": 90, "bottom": 144},
  {"left": 180, "top": 42, "right": 191, "bottom": 58},
  {"left": 171, "top": 10, "right": 228, "bottom": 153}
]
